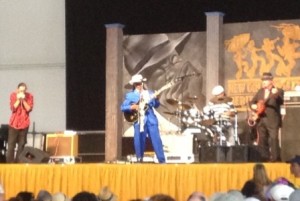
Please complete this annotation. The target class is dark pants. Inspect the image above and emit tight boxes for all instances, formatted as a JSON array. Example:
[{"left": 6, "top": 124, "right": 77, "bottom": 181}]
[
  {"left": 256, "top": 118, "right": 280, "bottom": 162},
  {"left": 6, "top": 126, "right": 28, "bottom": 163}
]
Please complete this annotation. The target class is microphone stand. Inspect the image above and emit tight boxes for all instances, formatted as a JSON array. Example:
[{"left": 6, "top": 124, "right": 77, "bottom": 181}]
[{"left": 234, "top": 111, "right": 240, "bottom": 145}]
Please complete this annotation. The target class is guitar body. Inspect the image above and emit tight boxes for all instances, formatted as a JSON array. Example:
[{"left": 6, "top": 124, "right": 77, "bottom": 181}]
[
  {"left": 124, "top": 111, "right": 138, "bottom": 123},
  {"left": 248, "top": 100, "right": 266, "bottom": 126}
]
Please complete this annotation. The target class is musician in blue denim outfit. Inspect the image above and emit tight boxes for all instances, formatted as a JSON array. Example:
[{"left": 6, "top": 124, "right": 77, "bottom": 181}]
[{"left": 121, "top": 74, "right": 166, "bottom": 163}]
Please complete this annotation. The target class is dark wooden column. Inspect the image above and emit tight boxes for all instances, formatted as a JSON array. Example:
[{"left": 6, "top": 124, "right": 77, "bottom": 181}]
[{"left": 105, "top": 23, "right": 124, "bottom": 162}]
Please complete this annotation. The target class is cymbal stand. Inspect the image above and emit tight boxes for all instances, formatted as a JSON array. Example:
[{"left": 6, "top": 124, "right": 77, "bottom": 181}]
[
  {"left": 176, "top": 101, "right": 184, "bottom": 134},
  {"left": 216, "top": 117, "right": 226, "bottom": 146}
]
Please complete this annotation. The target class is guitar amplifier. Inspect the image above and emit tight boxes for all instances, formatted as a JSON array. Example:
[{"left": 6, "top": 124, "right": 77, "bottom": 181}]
[
  {"left": 284, "top": 90, "right": 300, "bottom": 106},
  {"left": 46, "top": 133, "right": 78, "bottom": 156}
]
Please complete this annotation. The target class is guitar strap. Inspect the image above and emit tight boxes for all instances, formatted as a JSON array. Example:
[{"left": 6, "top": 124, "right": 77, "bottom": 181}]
[{"left": 139, "top": 90, "right": 150, "bottom": 132}]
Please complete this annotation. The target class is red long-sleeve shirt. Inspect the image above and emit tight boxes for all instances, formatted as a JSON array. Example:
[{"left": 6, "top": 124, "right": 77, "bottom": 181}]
[{"left": 9, "top": 92, "right": 34, "bottom": 129}]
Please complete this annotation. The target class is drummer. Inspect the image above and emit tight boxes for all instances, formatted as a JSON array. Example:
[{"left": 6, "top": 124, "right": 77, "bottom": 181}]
[{"left": 203, "top": 85, "right": 236, "bottom": 146}]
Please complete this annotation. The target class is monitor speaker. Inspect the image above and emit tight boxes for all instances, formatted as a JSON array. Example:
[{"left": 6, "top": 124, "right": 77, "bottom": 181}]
[
  {"left": 199, "top": 146, "right": 227, "bottom": 162},
  {"left": 19, "top": 146, "right": 50, "bottom": 163},
  {"left": 226, "top": 145, "right": 248, "bottom": 162}
]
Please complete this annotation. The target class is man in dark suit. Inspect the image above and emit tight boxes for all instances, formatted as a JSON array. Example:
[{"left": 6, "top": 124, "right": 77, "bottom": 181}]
[{"left": 249, "top": 72, "right": 284, "bottom": 162}]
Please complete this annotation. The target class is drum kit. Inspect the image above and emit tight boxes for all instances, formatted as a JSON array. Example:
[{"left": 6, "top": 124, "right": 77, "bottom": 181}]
[{"left": 164, "top": 96, "right": 239, "bottom": 146}]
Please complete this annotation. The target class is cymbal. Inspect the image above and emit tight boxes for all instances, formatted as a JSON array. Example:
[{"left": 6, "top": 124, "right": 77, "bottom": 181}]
[
  {"left": 187, "top": 96, "right": 198, "bottom": 100},
  {"left": 166, "top": 98, "right": 191, "bottom": 110},
  {"left": 163, "top": 111, "right": 182, "bottom": 116},
  {"left": 166, "top": 98, "right": 179, "bottom": 105},
  {"left": 210, "top": 96, "right": 233, "bottom": 104}
]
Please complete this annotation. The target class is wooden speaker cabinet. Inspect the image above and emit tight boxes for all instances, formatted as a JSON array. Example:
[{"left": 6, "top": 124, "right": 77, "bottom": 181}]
[{"left": 46, "top": 134, "right": 78, "bottom": 156}]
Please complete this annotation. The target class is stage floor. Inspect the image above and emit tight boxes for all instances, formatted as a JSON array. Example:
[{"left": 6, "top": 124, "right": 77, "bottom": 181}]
[{"left": 0, "top": 162, "right": 296, "bottom": 201}]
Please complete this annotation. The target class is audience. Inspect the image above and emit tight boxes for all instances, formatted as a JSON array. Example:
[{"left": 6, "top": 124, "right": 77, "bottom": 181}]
[
  {"left": 3, "top": 165, "right": 300, "bottom": 201},
  {"left": 16, "top": 192, "right": 34, "bottom": 201},
  {"left": 98, "top": 186, "right": 117, "bottom": 201},
  {"left": 267, "top": 183, "right": 294, "bottom": 201},
  {"left": 72, "top": 192, "right": 98, "bottom": 201},
  {"left": 36, "top": 190, "right": 52, "bottom": 201},
  {"left": 147, "top": 194, "right": 175, "bottom": 201},
  {"left": 186, "top": 191, "right": 206, "bottom": 201},
  {"left": 0, "top": 184, "right": 4, "bottom": 201},
  {"left": 289, "top": 189, "right": 300, "bottom": 201},
  {"left": 241, "top": 163, "right": 272, "bottom": 200},
  {"left": 288, "top": 155, "right": 300, "bottom": 188},
  {"left": 52, "top": 192, "right": 69, "bottom": 201},
  {"left": 252, "top": 163, "right": 272, "bottom": 198}
]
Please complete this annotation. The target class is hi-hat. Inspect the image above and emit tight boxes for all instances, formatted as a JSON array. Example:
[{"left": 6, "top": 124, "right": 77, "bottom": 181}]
[
  {"left": 210, "top": 96, "right": 233, "bottom": 104},
  {"left": 166, "top": 98, "right": 191, "bottom": 110}
]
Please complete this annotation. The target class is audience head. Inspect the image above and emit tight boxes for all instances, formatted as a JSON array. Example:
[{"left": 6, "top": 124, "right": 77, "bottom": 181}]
[
  {"left": 16, "top": 191, "right": 34, "bottom": 201},
  {"left": 244, "top": 198, "right": 260, "bottom": 201},
  {"left": 8, "top": 198, "right": 21, "bottom": 201},
  {"left": 288, "top": 155, "right": 300, "bottom": 177},
  {"left": 0, "top": 184, "right": 4, "bottom": 201},
  {"left": 186, "top": 191, "right": 206, "bottom": 201},
  {"left": 267, "top": 184, "right": 294, "bottom": 201},
  {"left": 72, "top": 192, "right": 98, "bottom": 201},
  {"left": 147, "top": 194, "right": 175, "bottom": 201},
  {"left": 289, "top": 189, "right": 300, "bottom": 201},
  {"left": 36, "top": 190, "right": 52, "bottom": 201},
  {"left": 209, "top": 193, "right": 225, "bottom": 201},
  {"left": 52, "top": 192, "right": 69, "bottom": 201},
  {"left": 252, "top": 163, "right": 271, "bottom": 185},
  {"left": 98, "top": 186, "right": 117, "bottom": 201},
  {"left": 227, "top": 190, "right": 244, "bottom": 201},
  {"left": 241, "top": 180, "right": 259, "bottom": 198}
]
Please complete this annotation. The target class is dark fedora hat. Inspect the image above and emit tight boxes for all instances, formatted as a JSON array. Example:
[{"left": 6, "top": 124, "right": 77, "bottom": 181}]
[{"left": 261, "top": 72, "right": 273, "bottom": 80}]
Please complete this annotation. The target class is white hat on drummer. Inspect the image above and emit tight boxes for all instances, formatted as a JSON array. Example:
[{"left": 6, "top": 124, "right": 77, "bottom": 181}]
[{"left": 212, "top": 85, "right": 224, "bottom": 96}]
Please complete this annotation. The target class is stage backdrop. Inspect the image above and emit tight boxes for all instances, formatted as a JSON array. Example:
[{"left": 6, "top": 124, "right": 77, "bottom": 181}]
[{"left": 121, "top": 19, "right": 300, "bottom": 161}]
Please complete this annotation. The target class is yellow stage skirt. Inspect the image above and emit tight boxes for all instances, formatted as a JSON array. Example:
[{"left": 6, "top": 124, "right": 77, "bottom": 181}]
[{"left": 0, "top": 163, "right": 295, "bottom": 201}]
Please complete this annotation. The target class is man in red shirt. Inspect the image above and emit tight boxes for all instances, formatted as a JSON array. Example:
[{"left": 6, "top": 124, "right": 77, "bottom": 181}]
[{"left": 6, "top": 82, "right": 34, "bottom": 163}]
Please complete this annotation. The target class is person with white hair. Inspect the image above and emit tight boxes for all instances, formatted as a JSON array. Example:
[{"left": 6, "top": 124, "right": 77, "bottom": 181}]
[
  {"left": 121, "top": 74, "right": 165, "bottom": 163},
  {"left": 289, "top": 189, "right": 300, "bottom": 201},
  {"left": 267, "top": 183, "right": 294, "bottom": 201},
  {"left": 202, "top": 85, "right": 237, "bottom": 146}
]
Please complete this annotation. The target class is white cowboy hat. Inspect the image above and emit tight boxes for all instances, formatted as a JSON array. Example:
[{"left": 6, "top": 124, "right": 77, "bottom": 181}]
[{"left": 129, "top": 74, "right": 147, "bottom": 85}]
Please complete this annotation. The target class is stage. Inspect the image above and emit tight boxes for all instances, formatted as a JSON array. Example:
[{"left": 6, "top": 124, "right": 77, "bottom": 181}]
[{"left": 0, "top": 162, "right": 295, "bottom": 201}]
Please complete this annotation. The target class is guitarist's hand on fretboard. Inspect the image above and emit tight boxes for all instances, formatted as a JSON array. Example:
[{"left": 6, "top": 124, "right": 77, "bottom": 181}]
[{"left": 250, "top": 104, "right": 258, "bottom": 110}]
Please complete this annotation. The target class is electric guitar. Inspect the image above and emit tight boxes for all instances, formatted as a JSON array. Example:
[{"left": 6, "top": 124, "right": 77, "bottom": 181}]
[
  {"left": 123, "top": 80, "right": 175, "bottom": 123},
  {"left": 248, "top": 100, "right": 266, "bottom": 126},
  {"left": 248, "top": 87, "right": 281, "bottom": 126}
]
